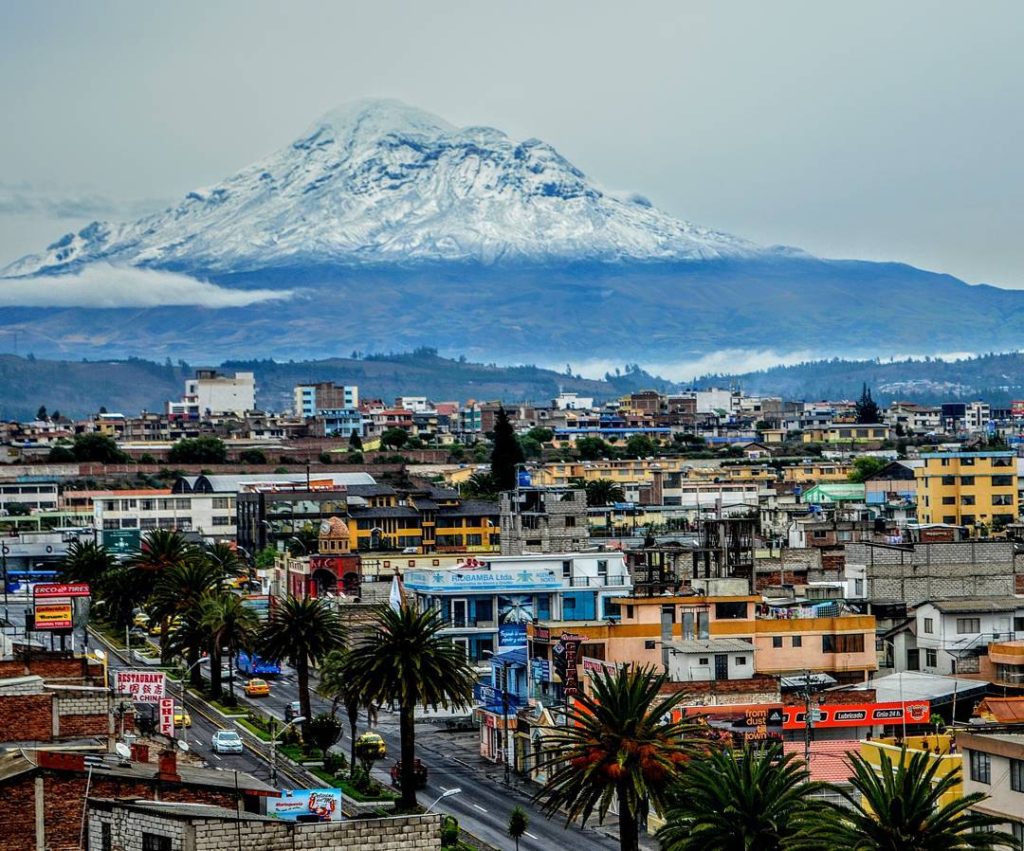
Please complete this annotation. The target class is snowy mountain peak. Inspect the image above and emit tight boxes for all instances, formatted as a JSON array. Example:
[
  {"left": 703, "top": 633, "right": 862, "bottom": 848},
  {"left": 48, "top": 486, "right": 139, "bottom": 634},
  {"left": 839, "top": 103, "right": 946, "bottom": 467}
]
[{"left": 3, "top": 99, "right": 780, "bottom": 277}]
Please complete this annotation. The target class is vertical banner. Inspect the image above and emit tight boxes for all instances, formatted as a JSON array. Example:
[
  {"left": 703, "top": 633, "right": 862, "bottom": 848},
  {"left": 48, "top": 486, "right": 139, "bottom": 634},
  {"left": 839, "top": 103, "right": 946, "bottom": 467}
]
[
  {"left": 159, "top": 698, "right": 175, "bottom": 737},
  {"left": 553, "top": 632, "right": 584, "bottom": 697}
]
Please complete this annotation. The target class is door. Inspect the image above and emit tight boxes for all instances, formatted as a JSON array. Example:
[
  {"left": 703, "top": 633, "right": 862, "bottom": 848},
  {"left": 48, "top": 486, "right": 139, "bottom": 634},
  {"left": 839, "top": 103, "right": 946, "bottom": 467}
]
[
  {"left": 714, "top": 654, "right": 729, "bottom": 680},
  {"left": 452, "top": 598, "right": 468, "bottom": 628}
]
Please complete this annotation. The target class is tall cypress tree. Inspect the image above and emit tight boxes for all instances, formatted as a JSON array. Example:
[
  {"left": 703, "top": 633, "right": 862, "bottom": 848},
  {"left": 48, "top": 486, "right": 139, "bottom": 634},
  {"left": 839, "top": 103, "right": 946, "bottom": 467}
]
[
  {"left": 855, "top": 383, "right": 881, "bottom": 424},
  {"left": 490, "top": 406, "right": 525, "bottom": 492}
]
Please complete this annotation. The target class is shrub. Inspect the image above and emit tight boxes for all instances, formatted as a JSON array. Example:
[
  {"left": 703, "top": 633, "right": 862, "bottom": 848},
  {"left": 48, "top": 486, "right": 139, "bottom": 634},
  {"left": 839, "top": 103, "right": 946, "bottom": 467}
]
[{"left": 441, "top": 815, "right": 460, "bottom": 848}]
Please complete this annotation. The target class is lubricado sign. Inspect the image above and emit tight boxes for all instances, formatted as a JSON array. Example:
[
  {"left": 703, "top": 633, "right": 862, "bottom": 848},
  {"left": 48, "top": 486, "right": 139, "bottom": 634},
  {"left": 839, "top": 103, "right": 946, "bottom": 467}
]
[{"left": 782, "top": 700, "right": 930, "bottom": 730}]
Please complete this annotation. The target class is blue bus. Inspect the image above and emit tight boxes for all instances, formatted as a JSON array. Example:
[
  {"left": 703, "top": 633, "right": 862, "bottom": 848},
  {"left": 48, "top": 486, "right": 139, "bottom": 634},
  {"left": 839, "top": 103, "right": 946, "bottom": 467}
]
[
  {"left": 5, "top": 569, "right": 59, "bottom": 593},
  {"left": 236, "top": 651, "right": 281, "bottom": 677}
]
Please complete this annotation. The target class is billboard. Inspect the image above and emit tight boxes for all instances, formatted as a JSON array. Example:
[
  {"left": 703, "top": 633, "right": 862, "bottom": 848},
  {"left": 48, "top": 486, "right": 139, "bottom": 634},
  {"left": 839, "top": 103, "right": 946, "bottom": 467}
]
[
  {"left": 115, "top": 670, "right": 167, "bottom": 703},
  {"left": 103, "top": 529, "right": 141, "bottom": 555},
  {"left": 268, "top": 789, "right": 343, "bottom": 822},
  {"left": 33, "top": 583, "right": 90, "bottom": 598},
  {"left": 33, "top": 600, "right": 73, "bottom": 630},
  {"left": 552, "top": 633, "right": 584, "bottom": 698},
  {"left": 781, "top": 700, "right": 930, "bottom": 730},
  {"left": 158, "top": 697, "right": 175, "bottom": 736}
]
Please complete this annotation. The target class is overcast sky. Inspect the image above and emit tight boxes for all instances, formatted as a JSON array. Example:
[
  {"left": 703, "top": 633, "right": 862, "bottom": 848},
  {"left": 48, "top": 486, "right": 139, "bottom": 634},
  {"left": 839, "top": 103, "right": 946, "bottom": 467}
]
[{"left": 2, "top": 1, "right": 1022, "bottom": 286}]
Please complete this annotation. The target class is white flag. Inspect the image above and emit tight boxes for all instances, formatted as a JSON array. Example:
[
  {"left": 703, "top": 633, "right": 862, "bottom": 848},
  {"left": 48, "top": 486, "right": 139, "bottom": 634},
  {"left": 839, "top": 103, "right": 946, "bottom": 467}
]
[{"left": 389, "top": 574, "right": 404, "bottom": 612}]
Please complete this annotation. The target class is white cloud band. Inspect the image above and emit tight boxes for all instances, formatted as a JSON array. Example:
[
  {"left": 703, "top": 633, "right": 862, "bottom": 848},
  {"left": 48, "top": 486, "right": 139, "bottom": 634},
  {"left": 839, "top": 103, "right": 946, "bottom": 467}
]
[{"left": 0, "top": 264, "right": 291, "bottom": 308}]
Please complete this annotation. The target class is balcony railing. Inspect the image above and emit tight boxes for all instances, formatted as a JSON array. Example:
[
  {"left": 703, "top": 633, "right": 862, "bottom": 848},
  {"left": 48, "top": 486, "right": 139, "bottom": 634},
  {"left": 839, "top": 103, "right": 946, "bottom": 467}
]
[{"left": 566, "top": 574, "right": 629, "bottom": 588}]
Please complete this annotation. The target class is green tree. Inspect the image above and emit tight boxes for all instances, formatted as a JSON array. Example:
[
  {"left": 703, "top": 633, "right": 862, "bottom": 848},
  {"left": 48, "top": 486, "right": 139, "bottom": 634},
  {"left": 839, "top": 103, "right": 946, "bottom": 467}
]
[
  {"left": 534, "top": 665, "right": 700, "bottom": 851},
  {"left": 259, "top": 596, "right": 346, "bottom": 727},
  {"left": 583, "top": 479, "right": 626, "bottom": 507},
  {"left": 201, "top": 591, "right": 259, "bottom": 700},
  {"left": 380, "top": 428, "right": 409, "bottom": 450},
  {"left": 128, "top": 530, "right": 200, "bottom": 660},
  {"left": 150, "top": 560, "right": 221, "bottom": 667},
  {"left": 238, "top": 448, "right": 267, "bottom": 464},
  {"left": 168, "top": 436, "right": 228, "bottom": 464},
  {"left": 490, "top": 406, "right": 525, "bottom": 491},
  {"left": 349, "top": 431, "right": 363, "bottom": 450},
  {"left": 59, "top": 539, "right": 116, "bottom": 585},
  {"left": 848, "top": 455, "right": 888, "bottom": 483},
  {"left": 625, "top": 434, "right": 657, "bottom": 458},
  {"left": 814, "top": 748, "right": 1015, "bottom": 850},
  {"left": 526, "top": 426, "right": 554, "bottom": 444},
  {"left": 855, "top": 383, "right": 881, "bottom": 424},
  {"left": 305, "top": 712, "right": 343, "bottom": 758},
  {"left": 51, "top": 433, "right": 129, "bottom": 463},
  {"left": 508, "top": 805, "right": 529, "bottom": 851},
  {"left": 3, "top": 502, "right": 31, "bottom": 516},
  {"left": 347, "top": 604, "right": 476, "bottom": 810},
  {"left": 575, "top": 436, "right": 611, "bottom": 461},
  {"left": 94, "top": 565, "right": 149, "bottom": 629},
  {"left": 657, "top": 742, "right": 830, "bottom": 851},
  {"left": 36, "top": 405, "right": 47, "bottom": 421},
  {"left": 318, "top": 648, "right": 376, "bottom": 776},
  {"left": 461, "top": 471, "right": 499, "bottom": 500}
]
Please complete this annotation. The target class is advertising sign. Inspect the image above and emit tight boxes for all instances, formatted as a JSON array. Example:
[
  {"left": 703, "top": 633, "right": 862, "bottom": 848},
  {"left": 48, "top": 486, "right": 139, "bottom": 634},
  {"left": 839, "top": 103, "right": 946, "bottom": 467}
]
[
  {"left": 159, "top": 698, "right": 175, "bottom": 736},
  {"left": 33, "top": 600, "right": 73, "bottom": 630},
  {"left": 553, "top": 632, "right": 584, "bottom": 698},
  {"left": 114, "top": 670, "right": 167, "bottom": 703},
  {"left": 404, "top": 568, "right": 561, "bottom": 592},
  {"left": 781, "top": 700, "right": 929, "bottom": 730},
  {"left": 683, "top": 704, "right": 785, "bottom": 746},
  {"left": 268, "top": 789, "right": 343, "bottom": 822},
  {"left": 33, "top": 583, "right": 91, "bottom": 598},
  {"left": 498, "top": 623, "right": 527, "bottom": 649}
]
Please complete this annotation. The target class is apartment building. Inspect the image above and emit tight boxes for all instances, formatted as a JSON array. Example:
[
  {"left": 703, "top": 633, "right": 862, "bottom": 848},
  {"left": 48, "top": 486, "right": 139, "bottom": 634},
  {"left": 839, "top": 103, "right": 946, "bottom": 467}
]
[
  {"left": 0, "top": 480, "right": 59, "bottom": 513},
  {"left": 913, "top": 598, "right": 1024, "bottom": 675},
  {"left": 167, "top": 369, "right": 256, "bottom": 419},
  {"left": 915, "top": 451, "right": 1017, "bottom": 529},
  {"left": 293, "top": 381, "right": 359, "bottom": 417},
  {"left": 93, "top": 488, "right": 237, "bottom": 541},
  {"left": 960, "top": 731, "right": 1024, "bottom": 844},
  {"left": 500, "top": 486, "right": 589, "bottom": 555}
]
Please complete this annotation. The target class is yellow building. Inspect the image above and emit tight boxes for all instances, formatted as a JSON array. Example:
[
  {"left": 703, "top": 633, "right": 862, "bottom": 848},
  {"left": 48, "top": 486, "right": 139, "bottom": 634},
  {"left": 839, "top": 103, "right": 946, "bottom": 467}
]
[
  {"left": 859, "top": 735, "right": 962, "bottom": 809},
  {"left": 782, "top": 462, "right": 853, "bottom": 484},
  {"left": 915, "top": 451, "right": 1017, "bottom": 529},
  {"left": 802, "top": 425, "right": 890, "bottom": 444}
]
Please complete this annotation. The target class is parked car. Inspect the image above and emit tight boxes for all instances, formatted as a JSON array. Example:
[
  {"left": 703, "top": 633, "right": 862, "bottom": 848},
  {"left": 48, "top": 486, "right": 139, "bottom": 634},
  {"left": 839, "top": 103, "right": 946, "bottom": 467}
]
[
  {"left": 390, "top": 759, "right": 428, "bottom": 789},
  {"left": 211, "top": 730, "right": 244, "bottom": 754},
  {"left": 243, "top": 678, "right": 271, "bottom": 697},
  {"left": 173, "top": 706, "right": 192, "bottom": 728},
  {"left": 284, "top": 700, "right": 302, "bottom": 722}
]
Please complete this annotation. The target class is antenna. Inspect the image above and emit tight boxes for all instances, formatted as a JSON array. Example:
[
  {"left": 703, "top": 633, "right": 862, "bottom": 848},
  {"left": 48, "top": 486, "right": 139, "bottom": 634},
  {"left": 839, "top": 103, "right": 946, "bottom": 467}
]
[{"left": 115, "top": 742, "right": 131, "bottom": 764}]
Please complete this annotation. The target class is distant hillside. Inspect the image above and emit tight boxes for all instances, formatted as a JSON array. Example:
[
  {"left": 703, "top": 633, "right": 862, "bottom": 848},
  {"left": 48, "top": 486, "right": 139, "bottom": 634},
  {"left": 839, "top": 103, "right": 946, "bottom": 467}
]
[
  {"left": 0, "top": 351, "right": 675, "bottom": 420},
  {"left": 697, "top": 352, "right": 1024, "bottom": 405}
]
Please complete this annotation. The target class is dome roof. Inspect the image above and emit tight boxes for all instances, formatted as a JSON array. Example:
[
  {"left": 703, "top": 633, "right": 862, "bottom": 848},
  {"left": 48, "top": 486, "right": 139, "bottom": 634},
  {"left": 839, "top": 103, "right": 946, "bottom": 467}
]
[{"left": 318, "top": 516, "right": 350, "bottom": 539}]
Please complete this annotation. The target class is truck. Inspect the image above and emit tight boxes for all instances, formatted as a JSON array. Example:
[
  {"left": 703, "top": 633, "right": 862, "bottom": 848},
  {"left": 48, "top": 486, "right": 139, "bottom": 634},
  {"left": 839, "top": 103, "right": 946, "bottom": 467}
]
[{"left": 236, "top": 652, "right": 281, "bottom": 677}]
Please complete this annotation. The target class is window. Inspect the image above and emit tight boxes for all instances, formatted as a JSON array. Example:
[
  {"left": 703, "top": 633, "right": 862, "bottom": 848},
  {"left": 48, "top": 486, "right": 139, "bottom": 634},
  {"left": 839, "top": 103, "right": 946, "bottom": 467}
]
[
  {"left": 715, "top": 601, "right": 747, "bottom": 620},
  {"left": 212, "top": 516, "right": 232, "bottom": 526},
  {"left": 941, "top": 475, "right": 956, "bottom": 485},
  {"left": 992, "top": 475, "right": 1014, "bottom": 487},
  {"left": 101, "top": 822, "right": 112, "bottom": 851},
  {"left": 626, "top": 605, "right": 634, "bottom": 619},
  {"left": 772, "top": 636, "right": 783, "bottom": 648},
  {"left": 564, "top": 516, "right": 577, "bottom": 528},
  {"left": 957, "top": 618, "right": 981, "bottom": 634},
  {"left": 561, "top": 560, "right": 572, "bottom": 578},
  {"left": 961, "top": 495, "right": 976, "bottom": 506},
  {"left": 644, "top": 640, "right": 656, "bottom": 650},
  {"left": 960, "top": 476, "right": 975, "bottom": 486},
  {"left": 926, "top": 649, "right": 937, "bottom": 667},
  {"left": 969, "top": 750, "right": 991, "bottom": 784},
  {"left": 813, "top": 530, "right": 827, "bottom": 539},
  {"left": 792, "top": 636, "right": 802, "bottom": 647},
  {"left": 942, "top": 497, "right": 956, "bottom": 505},
  {"left": 1011, "top": 758, "right": 1024, "bottom": 793},
  {"left": 854, "top": 578, "right": 865, "bottom": 597},
  {"left": 942, "top": 515, "right": 957, "bottom": 524},
  {"left": 142, "top": 834, "right": 172, "bottom": 851},
  {"left": 961, "top": 457, "right": 976, "bottom": 466},
  {"left": 698, "top": 657, "right": 709, "bottom": 665},
  {"left": 961, "top": 515, "right": 976, "bottom": 526},
  {"left": 822, "top": 634, "right": 865, "bottom": 653},
  {"left": 597, "top": 559, "right": 608, "bottom": 576},
  {"left": 993, "top": 494, "right": 1014, "bottom": 506},
  {"left": 1012, "top": 823, "right": 1023, "bottom": 848},
  {"left": 736, "top": 657, "right": 747, "bottom": 666},
  {"left": 923, "top": 617, "right": 934, "bottom": 634}
]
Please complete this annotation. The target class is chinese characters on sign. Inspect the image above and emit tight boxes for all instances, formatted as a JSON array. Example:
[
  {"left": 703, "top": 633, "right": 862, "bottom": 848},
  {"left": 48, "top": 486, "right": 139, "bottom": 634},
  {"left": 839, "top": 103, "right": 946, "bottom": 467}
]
[
  {"left": 159, "top": 698, "right": 175, "bottom": 736},
  {"left": 115, "top": 670, "right": 167, "bottom": 703}
]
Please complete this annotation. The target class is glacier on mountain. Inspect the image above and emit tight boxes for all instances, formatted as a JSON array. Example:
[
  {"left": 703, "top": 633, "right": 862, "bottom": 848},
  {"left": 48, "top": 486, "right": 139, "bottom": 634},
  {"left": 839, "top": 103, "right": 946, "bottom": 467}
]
[{"left": 2, "top": 99, "right": 780, "bottom": 277}]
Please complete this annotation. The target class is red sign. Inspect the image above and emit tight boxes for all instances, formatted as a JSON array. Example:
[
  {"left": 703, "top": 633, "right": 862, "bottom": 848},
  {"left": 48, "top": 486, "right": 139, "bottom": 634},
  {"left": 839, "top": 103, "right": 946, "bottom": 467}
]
[
  {"left": 34, "top": 600, "right": 73, "bottom": 630},
  {"left": 781, "top": 700, "right": 929, "bottom": 730},
  {"left": 1013, "top": 400, "right": 1024, "bottom": 418},
  {"left": 114, "top": 670, "right": 167, "bottom": 703},
  {"left": 33, "top": 583, "right": 91, "bottom": 598},
  {"left": 159, "top": 698, "right": 175, "bottom": 737}
]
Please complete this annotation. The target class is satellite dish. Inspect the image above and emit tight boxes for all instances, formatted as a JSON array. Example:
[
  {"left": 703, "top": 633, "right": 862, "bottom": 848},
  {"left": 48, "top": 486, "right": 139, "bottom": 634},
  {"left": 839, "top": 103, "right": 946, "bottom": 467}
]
[
  {"left": 177, "top": 740, "right": 190, "bottom": 752},
  {"left": 115, "top": 742, "right": 131, "bottom": 760}
]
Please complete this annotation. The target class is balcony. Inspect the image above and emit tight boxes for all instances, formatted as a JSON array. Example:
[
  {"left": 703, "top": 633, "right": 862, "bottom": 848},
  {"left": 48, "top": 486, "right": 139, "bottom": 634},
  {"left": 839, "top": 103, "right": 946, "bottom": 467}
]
[
  {"left": 442, "top": 616, "right": 497, "bottom": 630},
  {"left": 566, "top": 574, "right": 630, "bottom": 588}
]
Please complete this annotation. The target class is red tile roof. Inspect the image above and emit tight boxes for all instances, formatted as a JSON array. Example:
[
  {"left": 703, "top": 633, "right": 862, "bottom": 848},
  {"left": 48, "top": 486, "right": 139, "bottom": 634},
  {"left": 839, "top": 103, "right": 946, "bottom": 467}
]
[{"left": 783, "top": 739, "right": 858, "bottom": 783}]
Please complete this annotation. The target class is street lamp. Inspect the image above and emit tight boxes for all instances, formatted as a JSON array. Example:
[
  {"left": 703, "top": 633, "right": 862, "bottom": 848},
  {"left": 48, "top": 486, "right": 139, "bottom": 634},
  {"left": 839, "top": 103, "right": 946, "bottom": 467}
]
[
  {"left": 426, "top": 787, "right": 462, "bottom": 813},
  {"left": 270, "top": 716, "right": 306, "bottom": 786}
]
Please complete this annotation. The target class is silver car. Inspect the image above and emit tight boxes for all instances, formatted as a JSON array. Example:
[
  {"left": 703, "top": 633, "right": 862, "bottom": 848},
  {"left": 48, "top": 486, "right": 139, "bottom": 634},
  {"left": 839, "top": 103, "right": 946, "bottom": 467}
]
[{"left": 211, "top": 730, "right": 244, "bottom": 754}]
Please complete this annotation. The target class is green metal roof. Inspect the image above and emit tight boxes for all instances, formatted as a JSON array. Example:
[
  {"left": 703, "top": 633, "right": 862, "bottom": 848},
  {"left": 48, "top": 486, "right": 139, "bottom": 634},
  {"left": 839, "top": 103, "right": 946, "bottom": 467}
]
[{"left": 801, "top": 483, "right": 866, "bottom": 502}]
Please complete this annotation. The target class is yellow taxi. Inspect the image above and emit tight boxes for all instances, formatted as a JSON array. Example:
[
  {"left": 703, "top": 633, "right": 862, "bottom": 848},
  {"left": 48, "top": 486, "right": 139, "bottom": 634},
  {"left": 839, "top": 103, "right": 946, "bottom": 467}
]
[
  {"left": 148, "top": 616, "right": 181, "bottom": 636},
  {"left": 132, "top": 611, "right": 150, "bottom": 629},
  {"left": 243, "top": 678, "right": 271, "bottom": 697},
  {"left": 173, "top": 706, "right": 192, "bottom": 728}
]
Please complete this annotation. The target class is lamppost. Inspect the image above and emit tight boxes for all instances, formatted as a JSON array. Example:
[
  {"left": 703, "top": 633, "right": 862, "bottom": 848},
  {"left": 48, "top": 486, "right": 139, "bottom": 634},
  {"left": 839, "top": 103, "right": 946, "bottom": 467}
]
[
  {"left": 179, "top": 657, "right": 208, "bottom": 747},
  {"left": 270, "top": 716, "right": 306, "bottom": 786},
  {"left": 426, "top": 787, "right": 462, "bottom": 813}
]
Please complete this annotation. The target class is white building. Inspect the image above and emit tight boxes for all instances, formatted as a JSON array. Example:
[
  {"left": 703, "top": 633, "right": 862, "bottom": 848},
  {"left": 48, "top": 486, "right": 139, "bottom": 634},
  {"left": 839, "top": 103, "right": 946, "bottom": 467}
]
[
  {"left": 914, "top": 598, "right": 1024, "bottom": 675},
  {"left": 553, "top": 392, "right": 594, "bottom": 410},
  {"left": 0, "top": 481, "right": 59, "bottom": 513},
  {"left": 663, "top": 638, "right": 755, "bottom": 682},
  {"left": 395, "top": 396, "right": 430, "bottom": 413},
  {"left": 695, "top": 388, "right": 740, "bottom": 415},
  {"left": 168, "top": 370, "right": 255, "bottom": 419},
  {"left": 93, "top": 491, "right": 237, "bottom": 541}
]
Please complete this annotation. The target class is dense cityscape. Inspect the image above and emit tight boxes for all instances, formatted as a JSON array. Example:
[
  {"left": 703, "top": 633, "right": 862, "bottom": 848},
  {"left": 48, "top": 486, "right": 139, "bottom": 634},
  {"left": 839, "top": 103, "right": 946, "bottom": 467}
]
[{"left": 0, "top": 369, "right": 1022, "bottom": 848}]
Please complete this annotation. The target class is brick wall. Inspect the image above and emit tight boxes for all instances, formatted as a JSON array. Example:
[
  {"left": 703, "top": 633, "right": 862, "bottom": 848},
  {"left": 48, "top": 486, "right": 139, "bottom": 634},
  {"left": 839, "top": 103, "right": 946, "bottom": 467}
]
[
  {"left": 0, "top": 777, "right": 37, "bottom": 851},
  {"left": 58, "top": 713, "right": 109, "bottom": 738},
  {"left": 0, "top": 655, "right": 101, "bottom": 683},
  {"left": 0, "top": 694, "right": 53, "bottom": 742}
]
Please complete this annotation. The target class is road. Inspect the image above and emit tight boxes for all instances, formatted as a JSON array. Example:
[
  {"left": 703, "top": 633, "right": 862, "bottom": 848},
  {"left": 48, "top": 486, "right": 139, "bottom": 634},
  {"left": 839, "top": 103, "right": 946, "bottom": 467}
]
[{"left": 99, "top": 627, "right": 625, "bottom": 850}]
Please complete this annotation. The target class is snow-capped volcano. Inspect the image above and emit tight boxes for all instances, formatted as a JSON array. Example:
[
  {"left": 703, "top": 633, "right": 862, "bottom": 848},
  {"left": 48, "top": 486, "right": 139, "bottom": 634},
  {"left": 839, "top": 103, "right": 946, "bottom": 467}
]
[{"left": 3, "top": 99, "right": 772, "bottom": 277}]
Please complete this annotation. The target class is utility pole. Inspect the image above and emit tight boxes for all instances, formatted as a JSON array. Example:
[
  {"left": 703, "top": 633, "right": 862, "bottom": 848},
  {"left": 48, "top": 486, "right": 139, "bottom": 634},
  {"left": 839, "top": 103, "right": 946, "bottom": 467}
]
[
  {"left": 803, "top": 669, "right": 813, "bottom": 766},
  {"left": 501, "top": 660, "right": 511, "bottom": 786}
]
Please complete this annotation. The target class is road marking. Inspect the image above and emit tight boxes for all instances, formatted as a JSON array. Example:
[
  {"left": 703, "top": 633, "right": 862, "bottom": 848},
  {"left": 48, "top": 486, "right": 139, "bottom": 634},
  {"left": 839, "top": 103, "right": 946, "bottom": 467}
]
[
  {"left": 439, "top": 786, "right": 450, "bottom": 792},
  {"left": 472, "top": 804, "right": 488, "bottom": 813},
  {"left": 525, "top": 833, "right": 538, "bottom": 840},
  {"left": 210, "top": 753, "right": 221, "bottom": 761}
]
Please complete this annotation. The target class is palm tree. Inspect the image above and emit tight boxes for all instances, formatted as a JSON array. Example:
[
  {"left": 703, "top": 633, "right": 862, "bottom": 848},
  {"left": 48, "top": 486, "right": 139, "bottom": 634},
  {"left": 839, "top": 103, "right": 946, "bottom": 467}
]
[
  {"left": 129, "top": 530, "right": 199, "bottom": 657},
  {"left": 815, "top": 748, "right": 1016, "bottom": 850},
  {"left": 534, "top": 665, "right": 701, "bottom": 851},
  {"left": 201, "top": 541, "right": 248, "bottom": 584},
  {"left": 201, "top": 591, "right": 259, "bottom": 701},
  {"left": 346, "top": 604, "right": 477, "bottom": 810},
  {"left": 94, "top": 564, "right": 149, "bottom": 629},
  {"left": 657, "top": 742, "right": 830, "bottom": 851},
  {"left": 149, "top": 560, "right": 221, "bottom": 665},
  {"left": 59, "top": 539, "right": 115, "bottom": 585},
  {"left": 318, "top": 648, "right": 377, "bottom": 775},
  {"left": 258, "top": 595, "right": 345, "bottom": 725},
  {"left": 508, "top": 805, "right": 529, "bottom": 851},
  {"left": 583, "top": 478, "right": 627, "bottom": 508}
]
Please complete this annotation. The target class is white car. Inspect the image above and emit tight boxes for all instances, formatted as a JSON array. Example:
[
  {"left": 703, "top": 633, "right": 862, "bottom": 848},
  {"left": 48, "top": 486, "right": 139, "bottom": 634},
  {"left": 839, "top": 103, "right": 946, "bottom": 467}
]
[{"left": 211, "top": 730, "right": 244, "bottom": 754}]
